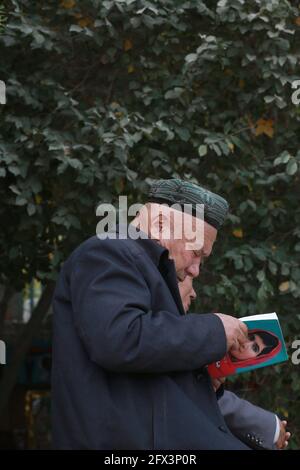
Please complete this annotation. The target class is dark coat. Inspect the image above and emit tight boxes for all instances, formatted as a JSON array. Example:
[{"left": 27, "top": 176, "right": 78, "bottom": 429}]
[{"left": 52, "top": 224, "right": 249, "bottom": 450}]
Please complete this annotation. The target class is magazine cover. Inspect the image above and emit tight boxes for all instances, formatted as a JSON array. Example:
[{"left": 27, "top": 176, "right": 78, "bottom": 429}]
[{"left": 207, "top": 312, "right": 288, "bottom": 379}]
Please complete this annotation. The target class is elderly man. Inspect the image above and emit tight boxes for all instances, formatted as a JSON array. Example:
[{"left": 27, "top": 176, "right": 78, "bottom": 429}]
[
  {"left": 178, "top": 276, "right": 291, "bottom": 450},
  {"left": 52, "top": 178, "right": 250, "bottom": 449}
]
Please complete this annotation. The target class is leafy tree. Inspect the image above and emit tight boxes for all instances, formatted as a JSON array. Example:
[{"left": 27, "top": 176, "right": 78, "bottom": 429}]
[
  {"left": 0, "top": 0, "right": 299, "bottom": 446},
  {"left": 0, "top": 2, "right": 6, "bottom": 31}
]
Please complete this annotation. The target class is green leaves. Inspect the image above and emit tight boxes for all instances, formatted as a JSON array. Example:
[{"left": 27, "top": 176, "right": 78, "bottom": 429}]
[
  {"left": 0, "top": 0, "right": 300, "bottom": 442},
  {"left": 198, "top": 145, "right": 207, "bottom": 157},
  {"left": 286, "top": 159, "right": 298, "bottom": 176},
  {"left": 0, "top": 3, "right": 6, "bottom": 33},
  {"left": 274, "top": 150, "right": 292, "bottom": 165},
  {"left": 164, "top": 87, "right": 185, "bottom": 100},
  {"left": 185, "top": 53, "right": 198, "bottom": 64},
  {"left": 274, "top": 151, "right": 299, "bottom": 176}
]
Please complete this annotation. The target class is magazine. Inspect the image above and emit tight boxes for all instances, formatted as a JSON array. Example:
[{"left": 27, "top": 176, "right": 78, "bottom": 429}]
[{"left": 207, "top": 312, "right": 288, "bottom": 378}]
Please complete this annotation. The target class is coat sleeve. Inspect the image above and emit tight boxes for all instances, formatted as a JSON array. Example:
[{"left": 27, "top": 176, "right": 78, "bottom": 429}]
[
  {"left": 218, "top": 390, "right": 278, "bottom": 450},
  {"left": 69, "top": 238, "right": 227, "bottom": 374}
]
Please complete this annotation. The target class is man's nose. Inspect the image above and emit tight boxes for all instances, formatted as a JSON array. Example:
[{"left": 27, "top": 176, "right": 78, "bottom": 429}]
[{"left": 186, "top": 262, "right": 200, "bottom": 278}]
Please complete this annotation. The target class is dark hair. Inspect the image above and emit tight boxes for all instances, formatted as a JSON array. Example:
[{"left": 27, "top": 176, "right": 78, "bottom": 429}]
[{"left": 255, "top": 331, "right": 279, "bottom": 356}]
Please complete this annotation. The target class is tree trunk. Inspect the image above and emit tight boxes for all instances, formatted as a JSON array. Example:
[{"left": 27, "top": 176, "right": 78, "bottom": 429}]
[
  {"left": 0, "top": 281, "right": 55, "bottom": 419},
  {"left": 0, "top": 284, "right": 15, "bottom": 338}
]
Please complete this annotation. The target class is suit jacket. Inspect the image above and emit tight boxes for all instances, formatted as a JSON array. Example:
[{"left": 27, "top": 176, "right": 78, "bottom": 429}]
[
  {"left": 218, "top": 390, "right": 277, "bottom": 449},
  {"left": 52, "top": 224, "right": 250, "bottom": 449}
]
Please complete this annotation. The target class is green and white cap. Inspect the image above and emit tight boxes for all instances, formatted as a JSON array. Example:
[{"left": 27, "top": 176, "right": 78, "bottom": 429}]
[{"left": 148, "top": 178, "right": 229, "bottom": 230}]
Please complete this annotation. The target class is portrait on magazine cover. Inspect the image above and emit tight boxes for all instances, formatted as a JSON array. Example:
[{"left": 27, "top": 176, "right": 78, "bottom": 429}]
[{"left": 208, "top": 328, "right": 284, "bottom": 379}]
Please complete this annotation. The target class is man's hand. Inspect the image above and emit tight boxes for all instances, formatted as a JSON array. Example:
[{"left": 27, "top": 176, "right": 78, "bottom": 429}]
[
  {"left": 212, "top": 377, "right": 225, "bottom": 392},
  {"left": 276, "top": 420, "right": 291, "bottom": 449},
  {"left": 215, "top": 313, "right": 248, "bottom": 351}
]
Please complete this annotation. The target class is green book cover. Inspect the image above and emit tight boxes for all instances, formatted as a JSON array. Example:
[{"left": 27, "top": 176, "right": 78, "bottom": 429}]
[{"left": 208, "top": 313, "right": 288, "bottom": 378}]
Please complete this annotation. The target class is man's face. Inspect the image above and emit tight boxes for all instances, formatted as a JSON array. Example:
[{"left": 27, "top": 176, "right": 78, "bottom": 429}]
[
  {"left": 178, "top": 276, "right": 197, "bottom": 313},
  {"left": 164, "top": 212, "right": 217, "bottom": 282}
]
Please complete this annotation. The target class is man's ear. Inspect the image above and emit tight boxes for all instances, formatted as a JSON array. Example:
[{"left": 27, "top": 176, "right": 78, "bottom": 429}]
[
  {"left": 158, "top": 212, "right": 163, "bottom": 234},
  {"left": 148, "top": 211, "right": 161, "bottom": 240},
  {"left": 150, "top": 211, "right": 169, "bottom": 241},
  {"left": 158, "top": 211, "right": 173, "bottom": 242}
]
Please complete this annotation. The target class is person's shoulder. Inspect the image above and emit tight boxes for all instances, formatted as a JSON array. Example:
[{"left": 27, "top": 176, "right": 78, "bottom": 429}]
[{"left": 69, "top": 234, "right": 142, "bottom": 266}]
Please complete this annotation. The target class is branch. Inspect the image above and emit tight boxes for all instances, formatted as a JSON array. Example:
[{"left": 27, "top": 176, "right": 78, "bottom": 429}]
[{"left": 0, "top": 281, "right": 55, "bottom": 419}]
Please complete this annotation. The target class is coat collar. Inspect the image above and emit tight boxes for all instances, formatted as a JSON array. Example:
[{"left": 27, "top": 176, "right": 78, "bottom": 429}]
[
  {"left": 158, "top": 254, "right": 186, "bottom": 316},
  {"left": 116, "top": 224, "right": 186, "bottom": 316},
  {"left": 115, "top": 223, "right": 166, "bottom": 266}
]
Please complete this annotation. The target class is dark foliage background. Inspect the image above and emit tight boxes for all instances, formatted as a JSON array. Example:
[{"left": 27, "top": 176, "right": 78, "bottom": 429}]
[{"left": 0, "top": 0, "right": 299, "bottom": 447}]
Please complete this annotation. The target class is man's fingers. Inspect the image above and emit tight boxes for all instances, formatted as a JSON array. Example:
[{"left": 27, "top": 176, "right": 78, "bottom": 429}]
[
  {"left": 237, "top": 328, "right": 248, "bottom": 345},
  {"left": 239, "top": 321, "right": 248, "bottom": 337},
  {"left": 213, "top": 377, "right": 225, "bottom": 391},
  {"left": 214, "top": 314, "right": 249, "bottom": 350},
  {"left": 237, "top": 334, "right": 247, "bottom": 346}
]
